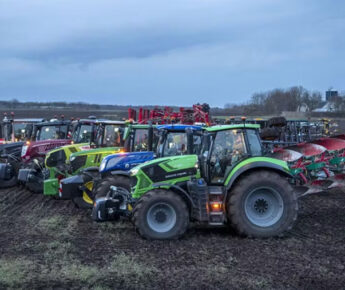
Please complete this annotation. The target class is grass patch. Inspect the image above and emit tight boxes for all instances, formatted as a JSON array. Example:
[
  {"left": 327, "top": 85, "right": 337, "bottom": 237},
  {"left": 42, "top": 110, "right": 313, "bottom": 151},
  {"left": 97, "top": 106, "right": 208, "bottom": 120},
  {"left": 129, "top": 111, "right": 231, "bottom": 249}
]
[
  {"left": 38, "top": 216, "right": 65, "bottom": 232},
  {"left": 109, "top": 253, "right": 157, "bottom": 281},
  {"left": 0, "top": 258, "right": 34, "bottom": 287},
  {"left": 0, "top": 253, "right": 157, "bottom": 288},
  {"left": 43, "top": 240, "right": 74, "bottom": 262}
]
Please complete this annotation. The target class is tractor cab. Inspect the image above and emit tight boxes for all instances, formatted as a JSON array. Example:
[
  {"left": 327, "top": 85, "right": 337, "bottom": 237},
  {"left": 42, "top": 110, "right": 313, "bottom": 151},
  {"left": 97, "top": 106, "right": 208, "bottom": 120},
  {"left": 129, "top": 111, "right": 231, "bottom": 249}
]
[
  {"left": 0, "top": 116, "right": 45, "bottom": 143},
  {"left": 21, "top": 120, "right": 73, "bottom": 162},
  {"left": 156, "top": 125, "right": 203, "bottom": 157},
  {"left": 70, "top": 118, "right": 97, "bottom": 144},
  {"left": 198, "top": 125, "right": 262, "bottom": 184},
  {"left": 84, "top": 120, "right": 126, "bottom": 150},
  {"left": 32, "top": 120, "right": 72, "bottom": 141}
]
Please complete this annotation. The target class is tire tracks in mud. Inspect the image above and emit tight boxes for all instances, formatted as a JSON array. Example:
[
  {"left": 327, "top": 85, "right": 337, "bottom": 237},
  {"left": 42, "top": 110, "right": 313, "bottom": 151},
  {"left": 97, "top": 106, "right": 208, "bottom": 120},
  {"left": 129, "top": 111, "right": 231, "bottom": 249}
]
[{"left": 0, "top": 187, "right": 345, "bottom": 289}]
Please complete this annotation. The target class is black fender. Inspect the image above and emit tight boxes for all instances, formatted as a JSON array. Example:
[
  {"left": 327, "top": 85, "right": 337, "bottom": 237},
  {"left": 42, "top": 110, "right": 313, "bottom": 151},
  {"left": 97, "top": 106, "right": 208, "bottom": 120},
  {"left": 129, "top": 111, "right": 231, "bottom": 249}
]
[
  {"left": 110, "top": 170, "right": 130, "bottom": 177},
  {"left": 224, "top": 161, "right": 293, "bottom": 201},
  {"left": 79, "top": 166, "right": 100, "bottom": 180},
  {"left": 81, "top": 166, "right": 99, "bottom": 173},
  {"left": 151, "top": 182, "right": 195, "bottom": 210}
]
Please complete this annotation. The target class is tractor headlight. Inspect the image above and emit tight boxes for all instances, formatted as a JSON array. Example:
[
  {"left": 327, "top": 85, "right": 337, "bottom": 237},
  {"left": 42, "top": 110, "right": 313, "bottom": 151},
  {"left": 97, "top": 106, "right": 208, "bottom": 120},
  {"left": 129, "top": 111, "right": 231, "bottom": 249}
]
[
  {"left": 70, "top": 155, "right": 76, "bottom": 162},
  {"left": 21, "top": 145, "right": 28, "bottom": 157},
  {"left": 130, "top": 168, "right": 139, "bottom": 176},
  {"left": 99, "top": 159, "right": 107, "bottom": 172}
]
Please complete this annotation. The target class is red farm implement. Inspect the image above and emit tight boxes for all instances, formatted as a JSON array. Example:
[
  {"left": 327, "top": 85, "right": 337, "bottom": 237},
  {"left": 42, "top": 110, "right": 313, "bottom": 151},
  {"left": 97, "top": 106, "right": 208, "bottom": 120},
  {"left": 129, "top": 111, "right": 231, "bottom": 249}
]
[{"left": 127, "top": 103, "right": 211, "bottom": 125}]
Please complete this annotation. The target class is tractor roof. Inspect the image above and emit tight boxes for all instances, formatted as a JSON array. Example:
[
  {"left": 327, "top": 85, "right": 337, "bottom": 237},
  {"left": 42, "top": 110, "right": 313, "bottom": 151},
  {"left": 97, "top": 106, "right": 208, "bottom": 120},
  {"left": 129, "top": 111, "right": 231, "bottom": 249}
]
[
  {"left": 2, "top": 118, "right": 45, "bottom": 124},
  {"left": 157, "top": 124, "right": 203, "bottom": 131},
  {"left": 75, "top": 118, "right": 108, "bottom": 123},
  {"left": 206, "top": 124, "right": 260, "bottom": 132},
  {"left": 93, "top": 120, "right": 126, "bottom": 125},
  {"left": 131, "top": 124, "right": 153, "bottom": 129},
  {"left": 35, "top": 120, "right": 71, "bottom": 127}
]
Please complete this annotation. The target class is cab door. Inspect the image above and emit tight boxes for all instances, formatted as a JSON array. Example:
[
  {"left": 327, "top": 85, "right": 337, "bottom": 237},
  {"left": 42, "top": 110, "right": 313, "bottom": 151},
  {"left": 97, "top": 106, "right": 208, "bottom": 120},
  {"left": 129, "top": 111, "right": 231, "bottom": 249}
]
[{"left": 208, "top": 129, "right": 248, "bottom": 184}]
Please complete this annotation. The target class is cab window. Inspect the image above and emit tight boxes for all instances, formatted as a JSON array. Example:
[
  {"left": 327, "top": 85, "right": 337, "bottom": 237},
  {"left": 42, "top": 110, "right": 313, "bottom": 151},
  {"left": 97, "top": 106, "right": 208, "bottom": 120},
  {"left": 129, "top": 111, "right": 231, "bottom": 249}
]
[
  {"left": 73, "top": 124, "right": 92, "bottom": 143},
  {"left": 163, "top": 132, "right": 188, "bottom": 156},
  {"left": 132, "top": 129, "right": 159, "bottom": 151},
  {"left": 102, "top": 125, "right": 123, "bottom": 147},
  {"left": 37, "top": 125, "right": 68, "bottom": 140},
  {"left": 246, "top": 129, "right": 262, "bottom": 156},
  {"left": 209, "top": 129, "right": 247, "bottom": 183}
]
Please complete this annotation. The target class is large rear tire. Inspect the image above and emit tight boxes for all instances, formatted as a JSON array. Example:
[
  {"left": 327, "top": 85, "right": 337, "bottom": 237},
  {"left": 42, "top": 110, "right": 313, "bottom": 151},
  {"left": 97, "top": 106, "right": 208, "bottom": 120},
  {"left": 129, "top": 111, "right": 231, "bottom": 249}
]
[
  {"left": 260, "top": 127, "right": 280, "bottom": 141},
  {"left": 133, "top": 189, "right": 189, "bottom": 240},
  {"left": 228, "top": 170, "right": 298, "bottom": 238},
  {"left": 267, "top": 116, "right": 287, "bottom": 128}
]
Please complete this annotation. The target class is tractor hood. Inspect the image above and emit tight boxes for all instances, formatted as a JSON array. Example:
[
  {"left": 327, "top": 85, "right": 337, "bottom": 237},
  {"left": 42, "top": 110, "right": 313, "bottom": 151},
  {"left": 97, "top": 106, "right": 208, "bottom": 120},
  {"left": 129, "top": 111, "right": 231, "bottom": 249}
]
[
  {"left": 21, "top": 139, "right": 72, "bottom": 161},
  {"left": 47, "top": 143, "right": 91, "bottom": 157},
  {"left": 130, "top": 154, "right": 198, "bottom": 173},
  {"left": 69, "top": 146, "right": 123, "bottom": 160},
  {"left": 130, "top": 155, "right": 200, "bottom": 198},
  {"left": 45, "top": 143, "right": 91, "bottom": 168},
  {"left": 99, "top": 151, "right": 155, "bottom": 173}
]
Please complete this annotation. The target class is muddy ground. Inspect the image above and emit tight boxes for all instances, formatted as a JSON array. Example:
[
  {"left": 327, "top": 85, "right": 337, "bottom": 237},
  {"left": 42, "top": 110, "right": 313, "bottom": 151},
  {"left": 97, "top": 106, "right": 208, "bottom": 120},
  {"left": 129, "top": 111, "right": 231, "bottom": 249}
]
[{"left": 0, "top": 187, "right": 344, "bottom": 290}]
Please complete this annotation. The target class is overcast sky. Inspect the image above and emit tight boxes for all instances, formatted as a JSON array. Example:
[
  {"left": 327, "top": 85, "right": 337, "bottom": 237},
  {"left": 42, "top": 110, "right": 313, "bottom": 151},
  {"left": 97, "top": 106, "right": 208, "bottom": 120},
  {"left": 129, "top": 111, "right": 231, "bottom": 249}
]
[{"left": 0, "top": 0, "right": 344, "bottom": 107}]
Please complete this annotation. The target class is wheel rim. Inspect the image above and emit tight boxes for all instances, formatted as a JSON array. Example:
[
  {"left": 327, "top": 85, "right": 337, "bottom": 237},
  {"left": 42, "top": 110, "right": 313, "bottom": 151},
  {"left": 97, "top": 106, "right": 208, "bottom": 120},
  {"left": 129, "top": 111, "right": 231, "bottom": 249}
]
[
  {"left": 244, "top": 187, "right": 284, "bottom": 227},
  {"left": 147, "top": 202, "right": 177, "bottom": 233},
  {"left": 82, "top": 181, "right": 94, "bottom": 204}
]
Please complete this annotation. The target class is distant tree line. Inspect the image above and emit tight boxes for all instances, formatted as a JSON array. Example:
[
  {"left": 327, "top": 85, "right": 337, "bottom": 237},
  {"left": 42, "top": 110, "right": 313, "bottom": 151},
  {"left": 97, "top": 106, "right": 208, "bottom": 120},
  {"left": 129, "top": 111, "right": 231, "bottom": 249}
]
[
  {"left": 2, "top": 86, "right": 343, "bottom": 118},
  {"left": 0, "top": 100, "right": 186, "bottom": 111},
  {"left": 223, "top": 86, "right": 324, "bottom": 116}
]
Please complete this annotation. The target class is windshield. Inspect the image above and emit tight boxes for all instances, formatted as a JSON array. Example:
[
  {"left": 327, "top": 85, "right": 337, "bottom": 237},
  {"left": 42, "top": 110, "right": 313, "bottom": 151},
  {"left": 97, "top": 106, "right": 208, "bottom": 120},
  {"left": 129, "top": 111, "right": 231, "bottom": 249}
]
[
  {"left": 160, "top": 131, "right": 201, "bottom": 157},
  {"left": 97, "top": 124, "right": 124, "bottom": 147},
  {"left": 36, "top": 125, "right": 69, "bottom": 140},
  {"left": 13, "top": 123, "right": 32, "bottom": 141},
  {"left": 132, "top": 128, "right": 159, "bottom": 152},
  {"left": 72, "top": 124, "right": 93, "bottom": 143}
]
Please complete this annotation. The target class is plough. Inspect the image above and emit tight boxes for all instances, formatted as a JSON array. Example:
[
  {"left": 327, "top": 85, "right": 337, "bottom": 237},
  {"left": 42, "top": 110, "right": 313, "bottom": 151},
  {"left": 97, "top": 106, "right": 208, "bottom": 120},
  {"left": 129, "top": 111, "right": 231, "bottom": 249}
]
[{"left": 272, "top": 137, "right": 345, "bottom": 196}]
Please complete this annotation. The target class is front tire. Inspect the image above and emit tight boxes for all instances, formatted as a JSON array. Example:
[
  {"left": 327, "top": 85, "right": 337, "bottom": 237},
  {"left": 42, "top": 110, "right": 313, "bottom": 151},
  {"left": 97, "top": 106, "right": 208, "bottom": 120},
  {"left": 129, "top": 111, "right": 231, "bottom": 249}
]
[
  {"left": 228, "top": 170, "right": 298, "bottom": 238},
  {"left": 133, "top": 189, "right": 189, "bottom": 240},
  {"left": 0, "top": 162, "right": 18, "bottom": 188},
  {"left": 94, "top": 175, "right": 130, "bottom": 200}
]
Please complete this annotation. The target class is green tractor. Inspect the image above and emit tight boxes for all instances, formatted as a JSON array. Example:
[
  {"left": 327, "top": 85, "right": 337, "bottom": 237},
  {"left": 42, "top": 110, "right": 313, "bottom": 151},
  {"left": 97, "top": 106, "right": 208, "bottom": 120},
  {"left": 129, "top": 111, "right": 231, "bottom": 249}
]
[
  {"left": 44, "top": 120, "right": 127, "bottom": 200},
  {"left": 93, "top": 124, "right": 298, "bottom": 239}
]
